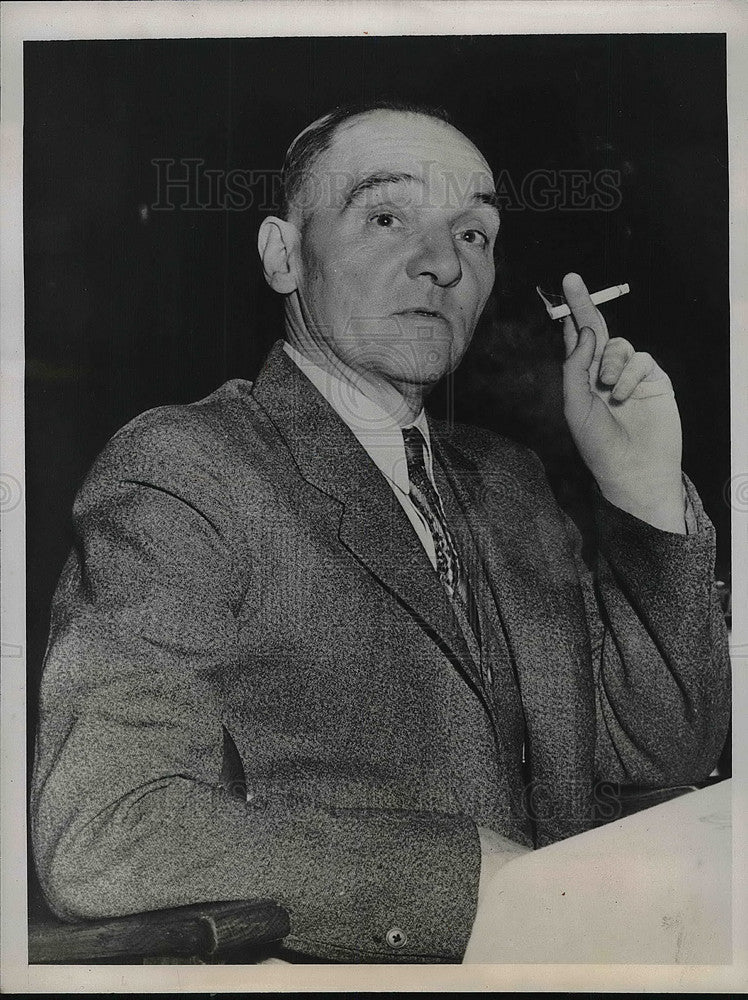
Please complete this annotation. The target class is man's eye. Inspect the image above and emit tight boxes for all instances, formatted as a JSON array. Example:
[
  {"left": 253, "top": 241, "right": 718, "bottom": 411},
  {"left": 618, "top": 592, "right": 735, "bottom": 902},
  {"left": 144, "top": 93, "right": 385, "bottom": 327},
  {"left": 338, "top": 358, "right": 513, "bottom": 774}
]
[
  {"left": 369, "top": 212, "right": 402, "bottom": 229},
  {"left": 457, "top": 229, "right": 489, "bottom": 247}
]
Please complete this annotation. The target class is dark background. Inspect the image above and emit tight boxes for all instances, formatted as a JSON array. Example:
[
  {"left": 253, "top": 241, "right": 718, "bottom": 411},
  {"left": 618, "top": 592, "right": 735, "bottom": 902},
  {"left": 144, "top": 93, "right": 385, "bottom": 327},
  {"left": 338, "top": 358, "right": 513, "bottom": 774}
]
[{"left": 24, "top": 34, "right": 730, "bottom": 754}]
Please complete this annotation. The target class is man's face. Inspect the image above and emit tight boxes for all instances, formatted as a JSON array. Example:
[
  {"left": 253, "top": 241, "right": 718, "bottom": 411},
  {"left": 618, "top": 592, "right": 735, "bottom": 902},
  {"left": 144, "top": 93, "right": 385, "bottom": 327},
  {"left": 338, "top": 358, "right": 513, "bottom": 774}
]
[{"left": 291, "top": 111, "right": 500, "bottom": 393}]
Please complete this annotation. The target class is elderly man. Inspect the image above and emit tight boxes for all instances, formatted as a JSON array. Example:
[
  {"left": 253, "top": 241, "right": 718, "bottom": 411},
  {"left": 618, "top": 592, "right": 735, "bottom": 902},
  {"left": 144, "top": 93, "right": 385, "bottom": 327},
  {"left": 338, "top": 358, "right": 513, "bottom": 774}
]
[{"left": 31, "top": 102, "right": 730, "bottom": 963}]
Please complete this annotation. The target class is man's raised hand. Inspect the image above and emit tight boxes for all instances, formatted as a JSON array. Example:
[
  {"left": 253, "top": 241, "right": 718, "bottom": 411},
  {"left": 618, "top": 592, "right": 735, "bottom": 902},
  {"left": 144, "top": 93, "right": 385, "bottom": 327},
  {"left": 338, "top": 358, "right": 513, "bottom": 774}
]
[{"left": 561, "top": 272, "right": 686, "bottom": 533}]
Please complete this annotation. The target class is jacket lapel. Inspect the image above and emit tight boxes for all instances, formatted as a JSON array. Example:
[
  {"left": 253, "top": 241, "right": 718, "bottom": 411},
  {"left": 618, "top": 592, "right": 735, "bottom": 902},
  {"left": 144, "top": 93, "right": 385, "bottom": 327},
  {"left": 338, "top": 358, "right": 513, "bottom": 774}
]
[
  {"left": 249, "top": 342, "right": 484, "bottom": 690},
  {"left": 432, "top": 424, "right": 585, "bottom": 667}
]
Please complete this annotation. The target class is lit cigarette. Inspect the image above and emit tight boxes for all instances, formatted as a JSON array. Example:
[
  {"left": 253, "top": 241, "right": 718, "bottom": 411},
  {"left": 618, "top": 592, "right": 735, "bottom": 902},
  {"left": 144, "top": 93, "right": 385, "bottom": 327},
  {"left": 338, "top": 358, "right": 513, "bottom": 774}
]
[{"left": 536, "top": 282, "right": 630, "bottom": 321}]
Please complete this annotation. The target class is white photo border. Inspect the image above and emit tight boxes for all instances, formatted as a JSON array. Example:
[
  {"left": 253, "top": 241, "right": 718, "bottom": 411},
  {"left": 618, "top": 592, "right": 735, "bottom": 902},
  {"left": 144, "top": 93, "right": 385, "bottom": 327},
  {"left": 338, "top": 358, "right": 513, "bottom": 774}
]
[{"left": 2, "top": 0, "right": 746, "bottom": 992}]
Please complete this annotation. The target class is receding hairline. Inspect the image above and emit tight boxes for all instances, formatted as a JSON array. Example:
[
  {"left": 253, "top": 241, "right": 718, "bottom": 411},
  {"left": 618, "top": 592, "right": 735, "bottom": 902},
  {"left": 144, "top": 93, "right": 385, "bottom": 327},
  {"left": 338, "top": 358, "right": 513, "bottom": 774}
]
[
  {"left": 323, "top": 109, "right": 488, "bottom": 166},
  {"left": 289, "top": 106, "right": 476, "bottom": 157},
  {"left": 282, "top": 107, "right": 492, "bottom": 223}
]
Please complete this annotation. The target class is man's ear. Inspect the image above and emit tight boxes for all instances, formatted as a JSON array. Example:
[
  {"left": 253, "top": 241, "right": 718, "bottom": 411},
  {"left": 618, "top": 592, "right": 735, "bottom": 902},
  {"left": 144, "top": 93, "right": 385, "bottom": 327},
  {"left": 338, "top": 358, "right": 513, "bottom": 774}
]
[{"left": 257, "top": 216, "right": 301, "bottom": 294}]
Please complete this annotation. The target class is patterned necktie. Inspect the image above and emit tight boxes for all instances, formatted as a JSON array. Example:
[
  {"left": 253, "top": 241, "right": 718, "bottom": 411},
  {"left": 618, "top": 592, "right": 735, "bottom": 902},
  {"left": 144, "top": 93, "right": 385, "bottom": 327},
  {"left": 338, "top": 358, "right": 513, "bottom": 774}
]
[
  {"left": 402, "top": 426, "right": 487, "bottom": 684},
  {"left": 402, "top": 427, "right": 461, "bottom": 596}
]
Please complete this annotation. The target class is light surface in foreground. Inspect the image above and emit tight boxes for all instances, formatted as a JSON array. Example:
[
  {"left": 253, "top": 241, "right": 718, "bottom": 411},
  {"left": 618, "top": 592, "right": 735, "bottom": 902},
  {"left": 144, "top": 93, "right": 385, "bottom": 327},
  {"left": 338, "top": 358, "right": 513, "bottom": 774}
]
[{"left": 464, "top": 780, "right": 731, "bottom": 964}]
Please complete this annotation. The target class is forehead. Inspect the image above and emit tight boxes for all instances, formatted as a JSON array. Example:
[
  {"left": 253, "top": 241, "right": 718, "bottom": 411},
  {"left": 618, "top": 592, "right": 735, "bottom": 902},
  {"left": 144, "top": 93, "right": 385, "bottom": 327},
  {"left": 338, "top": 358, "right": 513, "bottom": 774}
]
[{"left": 312, "top": 111, "right": 494, "bottom": 201}]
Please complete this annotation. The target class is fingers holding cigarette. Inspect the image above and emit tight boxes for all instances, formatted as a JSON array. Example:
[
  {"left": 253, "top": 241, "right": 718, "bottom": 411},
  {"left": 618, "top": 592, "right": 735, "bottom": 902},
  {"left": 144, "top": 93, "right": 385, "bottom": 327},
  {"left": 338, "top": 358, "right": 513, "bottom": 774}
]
[
  {"left": 537, "top": 277, "right": 630, "bottom": 321},
  {"left": 561, "top": 273, "right": 608, "bottom": 350},
  {"left": 552, "top": 274, "right": 670, "bottom": 402},
  {"left": 560, "top": 273, "right": 618, "bottom": 394},
  {"left": 560, "top": 273, "right": 607, "bottom": 367}
]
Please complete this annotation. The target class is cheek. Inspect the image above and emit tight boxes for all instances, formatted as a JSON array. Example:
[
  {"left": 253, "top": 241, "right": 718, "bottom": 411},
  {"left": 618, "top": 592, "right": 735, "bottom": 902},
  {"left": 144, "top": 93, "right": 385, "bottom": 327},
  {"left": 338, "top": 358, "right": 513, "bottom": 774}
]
[
  {"left": 461, "top": 260, "right": 495, "bottom": 316},
  {"left": 321, "top": 261, "right": 392, "bottom": 327},
  {"left": 302, "top": 235, "right": 381, "bottom": 307}
]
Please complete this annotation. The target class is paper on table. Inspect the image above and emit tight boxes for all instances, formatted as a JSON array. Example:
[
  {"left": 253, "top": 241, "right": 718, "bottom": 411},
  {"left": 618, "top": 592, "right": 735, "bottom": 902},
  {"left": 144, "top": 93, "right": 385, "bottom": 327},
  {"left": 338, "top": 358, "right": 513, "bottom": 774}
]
[{"left": 463, "top": 780, "right": 731, "bottom": 964}]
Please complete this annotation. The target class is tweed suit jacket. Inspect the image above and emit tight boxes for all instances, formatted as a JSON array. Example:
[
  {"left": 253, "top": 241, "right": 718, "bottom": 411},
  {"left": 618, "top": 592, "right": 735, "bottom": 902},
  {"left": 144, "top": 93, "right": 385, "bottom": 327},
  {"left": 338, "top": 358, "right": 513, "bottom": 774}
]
[{"left": 31, "top": 340, "right": 731, "bottom": 963}]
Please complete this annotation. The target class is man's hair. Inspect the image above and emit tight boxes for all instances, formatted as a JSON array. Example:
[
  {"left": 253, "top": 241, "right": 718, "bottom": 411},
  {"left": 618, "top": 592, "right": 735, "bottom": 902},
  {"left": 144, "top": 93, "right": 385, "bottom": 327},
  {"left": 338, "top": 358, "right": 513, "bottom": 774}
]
[{"left": 279, "top": 100, "right": 454, "bottom": 222}]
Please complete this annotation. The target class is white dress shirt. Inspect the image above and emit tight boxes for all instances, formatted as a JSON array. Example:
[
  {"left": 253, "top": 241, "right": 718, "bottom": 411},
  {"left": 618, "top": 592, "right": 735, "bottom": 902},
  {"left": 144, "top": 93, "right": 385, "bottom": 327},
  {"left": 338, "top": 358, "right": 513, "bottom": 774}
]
[{"left": 283, "top": 341, "right": 440, "bottom": 569}]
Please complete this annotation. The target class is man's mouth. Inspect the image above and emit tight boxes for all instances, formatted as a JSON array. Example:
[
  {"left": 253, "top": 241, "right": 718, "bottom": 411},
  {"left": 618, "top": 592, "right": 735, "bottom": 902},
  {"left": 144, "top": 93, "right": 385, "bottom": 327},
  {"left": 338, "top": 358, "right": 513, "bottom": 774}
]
[{"left": 396, "top": 308, "right": 447, "bottom": 320}]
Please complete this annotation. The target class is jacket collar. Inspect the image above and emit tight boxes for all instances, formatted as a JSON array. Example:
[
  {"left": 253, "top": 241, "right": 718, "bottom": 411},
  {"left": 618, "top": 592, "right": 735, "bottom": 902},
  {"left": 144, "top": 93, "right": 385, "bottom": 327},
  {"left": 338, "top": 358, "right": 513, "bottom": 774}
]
[
  {"left": 250, "top": 340, "right": 486, "bottom": 695},
  {"left": 280, "top": 341, "right": 433, "bottom": 497}
]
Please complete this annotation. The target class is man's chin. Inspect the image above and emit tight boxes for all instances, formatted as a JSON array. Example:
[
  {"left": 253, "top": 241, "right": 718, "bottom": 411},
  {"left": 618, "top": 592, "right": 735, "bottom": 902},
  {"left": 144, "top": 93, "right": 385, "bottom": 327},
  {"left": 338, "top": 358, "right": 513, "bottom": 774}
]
[
  {"left": 386, "top": 362, "right": 455, "bottom": 393},
  {"left": 387, "top": 352, "right": 453, "bottom": 385},
  {"left": 342, "top": 330, "right": 472, "bottom": 395}
]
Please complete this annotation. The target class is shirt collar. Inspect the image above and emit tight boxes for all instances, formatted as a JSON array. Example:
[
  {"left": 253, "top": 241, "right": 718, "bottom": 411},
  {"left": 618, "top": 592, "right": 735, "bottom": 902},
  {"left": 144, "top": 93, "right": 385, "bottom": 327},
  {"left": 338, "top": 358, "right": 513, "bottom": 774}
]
[{"left": 283, "top": 341, "right": 433, "bottom": 495}]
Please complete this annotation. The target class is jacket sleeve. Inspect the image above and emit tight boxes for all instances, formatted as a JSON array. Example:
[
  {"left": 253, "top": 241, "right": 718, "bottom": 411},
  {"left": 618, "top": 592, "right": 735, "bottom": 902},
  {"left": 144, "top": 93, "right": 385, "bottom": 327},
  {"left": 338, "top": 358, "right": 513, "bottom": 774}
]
[
  {"left": 455, "top": 423, "right": 730, "bottom": 793},
  {"left": 30, "top": 421, "right": 481, "bottom": 963},
  {"left": 565, "top": 474, "right": 731, "bottom": 786}
]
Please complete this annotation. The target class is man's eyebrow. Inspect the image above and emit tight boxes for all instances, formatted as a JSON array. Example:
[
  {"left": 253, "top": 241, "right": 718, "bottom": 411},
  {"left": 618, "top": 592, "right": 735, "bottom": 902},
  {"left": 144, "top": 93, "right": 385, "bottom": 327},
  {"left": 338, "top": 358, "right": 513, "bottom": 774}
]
[
  {"left": 471, "top": 190, "right": 502, "bottom": 217},
  {"left": 342, "top": 171, "right": 422, "bottom": 210}
]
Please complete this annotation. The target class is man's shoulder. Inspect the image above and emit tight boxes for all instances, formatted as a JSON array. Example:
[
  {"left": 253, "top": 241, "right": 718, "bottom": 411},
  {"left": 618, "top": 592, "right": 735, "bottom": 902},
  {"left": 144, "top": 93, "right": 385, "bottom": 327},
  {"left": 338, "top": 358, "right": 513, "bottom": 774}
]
[
  {"left": 84, "top": 379, "right": 262, "bottom": 489},
  {"left": 119, "top": 377, "right": 252, "bottom": 442},
  {"left": 430, "top": 417, "right": 546, "bottom": 483}
]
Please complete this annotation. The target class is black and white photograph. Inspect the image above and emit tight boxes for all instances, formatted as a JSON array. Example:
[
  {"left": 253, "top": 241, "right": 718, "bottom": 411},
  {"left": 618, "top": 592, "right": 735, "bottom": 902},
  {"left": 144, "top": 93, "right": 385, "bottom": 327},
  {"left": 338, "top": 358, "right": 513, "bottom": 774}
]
[{"left": 1, "top": 0, "right": 746, "bottom": 993}]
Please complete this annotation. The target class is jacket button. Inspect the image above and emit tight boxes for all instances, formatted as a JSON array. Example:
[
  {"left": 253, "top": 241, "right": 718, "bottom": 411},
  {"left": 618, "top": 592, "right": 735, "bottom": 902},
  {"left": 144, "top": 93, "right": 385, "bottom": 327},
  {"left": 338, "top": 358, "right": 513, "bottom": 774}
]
[{"left": 385, "top": 927, "right": 407, "bottom": 949}]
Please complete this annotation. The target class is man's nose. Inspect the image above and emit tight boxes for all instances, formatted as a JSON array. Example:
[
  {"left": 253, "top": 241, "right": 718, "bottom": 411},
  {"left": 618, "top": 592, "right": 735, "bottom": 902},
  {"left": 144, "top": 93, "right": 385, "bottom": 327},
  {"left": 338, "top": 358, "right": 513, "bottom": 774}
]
[{"left": 405, "top": 228, "right": 462, "bottom": 287}]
